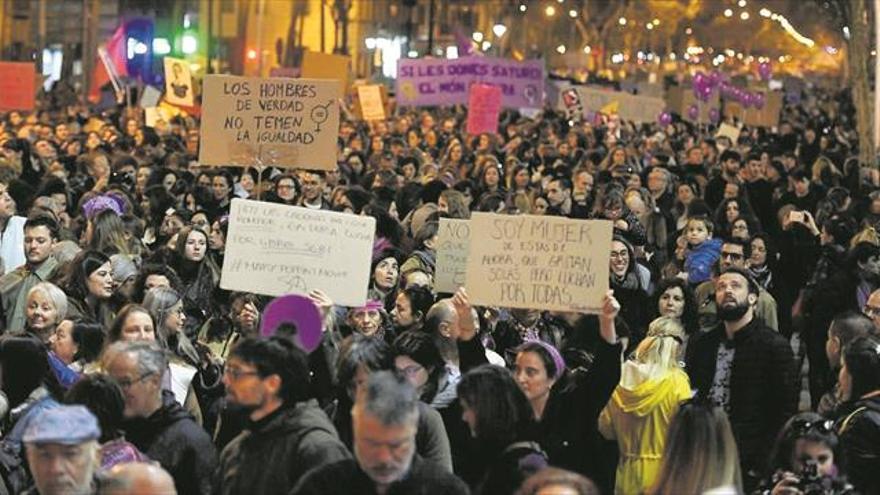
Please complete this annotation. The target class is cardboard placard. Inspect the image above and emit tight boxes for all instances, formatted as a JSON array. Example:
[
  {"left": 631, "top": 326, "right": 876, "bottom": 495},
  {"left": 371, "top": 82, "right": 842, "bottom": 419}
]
[
  {"left": 665, "top": 86, "right": 721, "bottom": 123},
  {"left": 269, "top": 67, "right": 301, "bottom": 78},
  {"left": 198, "top": 75, "right": 340, "bottom": 170},
  {"left": 715, "top": 122, "right": 743, "bottom": 143},
  {"left": 466, "top": 83, "right": 502, "bottom": 135},
  {"left": 435, "top": 219, "right": 471, "bottom": 293},
  {"left": 356, "top": 84, "right": 386, "bottom": 121},
  {"left": 301, "top": 51, "right": 351, "bottom": 91},
  {"left": 557, "top": 84, "right": 665, "bottom": 123},
  {"left": 396, "top": 56, "right": 544, "bottom": 109},
  {"left": 722, "top": 90, "right": 783, "bottom": 128},
  {"left": 163, "top": 57, "right": 195, "bottom": 107},
  {"left": 221, "top": 199, "right": 375, "bottom": 307},
  {"left": 464, "top": 213, "right": 613, "bottom": 313},
  {"left": 0, "top": 62, "right": 36, "bottom": 111}
]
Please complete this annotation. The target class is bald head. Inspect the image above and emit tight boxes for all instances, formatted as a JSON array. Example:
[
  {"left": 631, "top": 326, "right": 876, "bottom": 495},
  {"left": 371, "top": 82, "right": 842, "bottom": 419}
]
[
  {"left": 423, "top": 299, "right": 457, "bottom": 340},
  {"left": 99, "top": 463, "right": 176, "bottom": 495}
]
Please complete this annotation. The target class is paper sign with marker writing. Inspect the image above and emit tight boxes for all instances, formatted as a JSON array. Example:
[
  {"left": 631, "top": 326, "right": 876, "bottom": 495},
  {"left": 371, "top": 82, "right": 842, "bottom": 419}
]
[
  {"left": 435, "top": 219, "right": 471, "bottom": 293},
  {"left": 357, "top": 84, "right": 386, "bottom": 121},
  {"left": 465, "top": 213, "right": 612, "bottom": 313},
  {"left": 198, "top": 75, "right": 340, "bottom": 170},
  {"left": 221, "top": 199, "right": 375, "bottom": 307},
  {"left": 715, "top": 122, "right": 743, "bottom": 143},
  {"left": 0, "top": 62, "right": 35, "bottom": 111},
  {"left": 466, "top": 84, "right": 502, "bottom": 135},
  {"left": 163, "top": 57, "right": 195, "bottom": 107}
]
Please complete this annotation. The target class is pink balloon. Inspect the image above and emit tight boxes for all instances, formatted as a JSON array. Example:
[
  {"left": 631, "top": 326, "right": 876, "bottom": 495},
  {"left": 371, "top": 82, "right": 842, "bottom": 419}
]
[
  {"left": 742, "top": 92, "right": 755, "bottom": 108},
  {"left": 758, "top": 62, "right": 772, "bottom": 81},
  {"left": 753, "top": 92, "right": 766, "bottom": 109},
  {"left": 658, "top": 111, "right": 672, "bottom": 126},
  {"left": 709, "top": 108, "right": 721, "bottom": 123},
  {"left": 709, "top": 70, "right": 723, "bottom": 87},
  {"left": 687, "top": 104, "right": 699, "bottom": 120}
]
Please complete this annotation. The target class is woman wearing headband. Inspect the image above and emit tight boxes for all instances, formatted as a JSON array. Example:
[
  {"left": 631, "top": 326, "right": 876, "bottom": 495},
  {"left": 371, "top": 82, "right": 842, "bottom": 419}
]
[{"left": 598, "top": 317, "right": 692, "bottom": 494}]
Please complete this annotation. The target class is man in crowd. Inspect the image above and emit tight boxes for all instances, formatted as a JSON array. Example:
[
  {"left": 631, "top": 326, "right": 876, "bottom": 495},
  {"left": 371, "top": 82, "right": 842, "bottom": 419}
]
[
  {"left": 694, "top": 238, "right": 778, "bottom": 332},
  {"left": 299, "top": 171, "right": 330, "bottom": 210},
  {"left": 98, "top": 463, "right": 177, "bottom": 495},
  {"left": 704, "top": 150, "right": 742, "bottom": 210},
  {"left": 215, "top": 336, "right": 350, "bottom": 495},
  {"left": 545, "top": 176, "right": 573, "bottom": 217},
  {"left": 687, "top": 267, "right": 797, "bottom": 488},
  {"left": 22, "top": 405, "right": 101, "bottom": 495},
  {"left": 0, "top": 214, "right": 60, "bottom": 332},
  {"left": 292, "top": 371, "right": 469, "bottom": 495},
  {"left": 104, "top": 341, "right": 216, "bottom": 495},
  {"left": 818, "top": 310, "right": 877, "bottom": 415},
  {"left": 862, "top": 287, "right": 880, "bottom": 330}
]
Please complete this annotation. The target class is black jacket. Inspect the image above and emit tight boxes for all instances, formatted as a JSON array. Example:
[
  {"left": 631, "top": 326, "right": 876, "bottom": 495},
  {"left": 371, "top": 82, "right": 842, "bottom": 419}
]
[
  {"left": 686, "top": 318, "right": 798, "bottom": 475},
  {"left": 538, "top": 339, "right": 622, "bottom": 479},
  {"left": 215, "top": 400, "right": 350, "bottom": 495},
  {"left": 836, "top": 395, "right": 880, "bottom": 494},
  {"left": 122, "top": 390, "right": 217, "bottom": 495}
]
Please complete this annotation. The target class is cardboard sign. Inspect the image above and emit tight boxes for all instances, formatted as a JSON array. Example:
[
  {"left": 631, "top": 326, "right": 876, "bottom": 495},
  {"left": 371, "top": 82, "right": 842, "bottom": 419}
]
[
  {"left": 666, "top": 86, "right": 721, "bottom": 123},
  {"left": 301, "top": 51, "right": 351, "bottom": 91},
  {"left": 163, "top": 57, "right": 195, "bottom": 107},
  {"left": 198, "top": 75, "right": 340, "bottom": 170},
  {"left": 715, "top": 122, "right": 743, "bottom": 143},
  {"left": 396, "top": 56, "right": 544, "bottom": 109},
  {"left": 139, "top": 85, "right": 162, "bottom": 108},
  {"left": 466, "top": 83, "right": 502, "bottom": 135},
  {"left": 269, "top": 67, "right": 301, "bottom": 78},
  {"left": 435, "top": 219, "right": 471, "bottom": 293},
  {"left": 221, "top": 199, "right": 375, "bottom": 307},
  {"left": 465, "top": 213, "right": 613, "bottom": 313},
  {"left": 0, "top": 62, "right": 36, "bottom": 111},
  {"left": 723, "top": 90, "right": 783, "bottom": 128},
  {"left": 557, "top": 85, "right": 665, "bottom": 123},
  {"left": 356, "top": 84, "right": 386, "bottom": 121}
]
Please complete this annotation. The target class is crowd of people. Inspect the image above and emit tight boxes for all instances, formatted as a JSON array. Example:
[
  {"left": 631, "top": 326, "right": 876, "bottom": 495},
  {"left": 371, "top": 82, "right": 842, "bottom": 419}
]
[{"left": 0, "top": 76, "right": 877, "bottom": 495}]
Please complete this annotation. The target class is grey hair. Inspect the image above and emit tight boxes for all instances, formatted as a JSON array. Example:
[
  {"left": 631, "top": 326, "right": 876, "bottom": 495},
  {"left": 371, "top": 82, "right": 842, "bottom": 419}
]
[
  {"left": 142, "top": 287, "right": 199, "bottom": 365},
  {"left": 355, "top": 371, "right": 419, "bottom": 426},
  {"left": 103, "top": 341, "right": 167, "bottom": 378},
  {"left": 27, "top": 282, "right": 68, "bottom": 321}
]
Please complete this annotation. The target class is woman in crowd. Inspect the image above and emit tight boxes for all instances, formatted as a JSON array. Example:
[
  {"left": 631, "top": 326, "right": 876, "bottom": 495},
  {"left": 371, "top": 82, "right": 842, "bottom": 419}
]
[
  {"left": 367, "top": 247, "right": 402, "bottom": 312},
  {"left": 835, "top": 335, "right": 880, "bottom": 493},
  {"left": 651, "top": 277, "right": 699, "bottom": 339},
  {"left": 599, "top": 319, "right": 692, "bottom": 494},
  {"left": 169, "top": 225, "right": 220, "bottom": 334},
  {"left": 650, "top": 400, "right": 742, "bottom": 494},
  {"left": 516, "top": 468, "right": 599, "bottom": 495},
  {"left": 458, "top": 364, "right": 547, "bottom": 494},
  {"left": 59, "top": 250, "right": 116, "bottom": 329},
  {"left": 0, "top": 335, "right": 64, "bottom": 446},
  {"left": 23, "top": 282, "right": 67, "bottom": 343},
  {"left": 48, "top": 319, "right": 104, "bottom": 373},
  {"left": 391, "top": 285, "right": 434, "bottom": 334},
  {"left": 609, "top": 236, "right": 650, "bottom": 349}
]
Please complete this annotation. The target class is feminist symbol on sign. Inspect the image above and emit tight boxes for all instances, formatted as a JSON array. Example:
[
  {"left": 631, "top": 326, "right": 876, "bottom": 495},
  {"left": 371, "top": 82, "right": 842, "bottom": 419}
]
[{"left": 310, "top": 100, "right": 333, "bottom": 133}]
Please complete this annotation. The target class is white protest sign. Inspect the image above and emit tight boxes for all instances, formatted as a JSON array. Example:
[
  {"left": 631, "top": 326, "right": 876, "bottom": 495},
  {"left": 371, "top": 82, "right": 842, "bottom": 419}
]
[
  {"left": 715, "top": 122, "right": 743, "bottom": 143},
  {"left": 163, "top": 57, "right": 194, "bottom": 107},
  {"left": 140, "top": 85, "right": 162, "bottom": 108},
  {"left": 221, "top": 198, "right": 375, "bottom": 307},
  {"left": 465, "top": 213, "right": 613, "bottom": 313},
  {"left": 435, "top": 218, "right": 471, "bottom": 293},
  {"left": 199, "top": 75, "right": 340, "bottom": 170},
  {"left": 558, "top": 85, "right": 665, "bottom": 123},
  {"left": 356, "top": 84, "right": 386, "bottom": 121}
]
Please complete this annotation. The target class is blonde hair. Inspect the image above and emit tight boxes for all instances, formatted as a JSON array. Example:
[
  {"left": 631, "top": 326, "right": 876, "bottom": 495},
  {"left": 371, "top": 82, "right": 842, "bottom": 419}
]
[
  {"left": 850, "top": 226, "right": 880, "bottom": 248},
  {"left": 632, "top": 317, "right": 684, "bottom": 373},
  {"left": 650, "top": 402, "right": 742, "bottom": 494}
]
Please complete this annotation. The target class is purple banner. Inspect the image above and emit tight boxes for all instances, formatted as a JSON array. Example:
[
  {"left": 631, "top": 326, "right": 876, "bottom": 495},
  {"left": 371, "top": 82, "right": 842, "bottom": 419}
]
[{"left": 396, "top": 56, "right": 544, "bottom": 109}]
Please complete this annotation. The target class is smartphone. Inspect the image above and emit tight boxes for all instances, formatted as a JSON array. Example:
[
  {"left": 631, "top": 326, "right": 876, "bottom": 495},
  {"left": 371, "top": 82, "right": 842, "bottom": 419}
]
[{"left": 789, "top": 211, "right": 805, "bottom": 223}]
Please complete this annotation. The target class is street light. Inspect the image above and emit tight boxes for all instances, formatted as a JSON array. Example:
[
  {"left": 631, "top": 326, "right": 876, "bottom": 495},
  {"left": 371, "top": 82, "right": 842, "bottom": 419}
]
[
  {"left": 618, "top": 16, "right": 627, "bottom": 26},
  {"left": 492, "top": 24, "right": 507, "bottom": 37},
  {"left": 723, "top": 9, "right": 733, "bottom": 17},
  {"left": 472, "top": 31, "right": 484, "bottom": 42},
  {"left": 518, "top": 4, "right": 527, "bottom": 12},
  {"left": 740, "top": 11, "right": 750, "bottom": 20},
  {"left": 556, "top": 45, "right": 566, "bottom": 54},
  {"left": 545, "top": 5, "right": 556, "bottom": 17},
  {"left": 568, "top": 9, "right": 578, "bottom": 18}
]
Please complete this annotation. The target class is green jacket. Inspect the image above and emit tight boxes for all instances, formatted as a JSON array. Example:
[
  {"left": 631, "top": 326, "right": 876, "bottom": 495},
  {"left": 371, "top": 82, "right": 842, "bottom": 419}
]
[{"left": 0, "top": 257, "right": 59, "bottom": 333}]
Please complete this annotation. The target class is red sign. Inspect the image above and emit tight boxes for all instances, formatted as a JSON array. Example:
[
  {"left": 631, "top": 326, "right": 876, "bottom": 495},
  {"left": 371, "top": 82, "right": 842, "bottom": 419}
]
[
  {"left": 466, "top": 83, "right": 502, "bottom": 135},
  {"left": 0, "top": 62, "right": 36, "bottom": 111}
]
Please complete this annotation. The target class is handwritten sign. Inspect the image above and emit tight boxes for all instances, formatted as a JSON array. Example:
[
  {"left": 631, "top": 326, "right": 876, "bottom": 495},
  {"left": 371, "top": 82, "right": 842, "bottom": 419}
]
[
  {"left": 465, "top": 213, "right": 613, "bottom": 313},
  {"left": 715, "top": 122, "right": 743, "bottom": 143},
  {"left": 0, "top": 62, "right": 35, "bottom": 111},
  {"left": 466, "top": 84, "right": 502, "bottom": 135},
  {"left": 556, "top": 84, "right": 665, "bottom": 123},
  {"left": 396, "top": 56, "right": 544, "bottom": 109},
  {"left": 199, "top": 75, "right": 340, "bottom": 170},
  {"left": 163, "top": 57, "right": 194, "bottom": 107},
  {"left": 301, "top": 51, "right": 351, "bottom": 91},
  {"left": 221, "top": 199, "right": 375, "bottom": 307},
  {"left": 435, "top": 219, "right": 471, "bottom": 293},
  {"left": 357, "top": 84, "right": 386, "bottom": 121}
]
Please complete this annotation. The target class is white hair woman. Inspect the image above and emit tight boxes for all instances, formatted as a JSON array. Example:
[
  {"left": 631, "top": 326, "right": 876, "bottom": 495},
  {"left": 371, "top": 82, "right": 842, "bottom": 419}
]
[
  {"left": 598, "top": 317, "right": 692, "bottom": 494},
  {"left": 25, "top": 282, "right": 68, "bottom": 343}
]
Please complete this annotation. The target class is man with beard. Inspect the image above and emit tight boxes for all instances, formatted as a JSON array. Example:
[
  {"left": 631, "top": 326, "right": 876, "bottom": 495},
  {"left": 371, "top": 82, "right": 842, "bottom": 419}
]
[
  {"left": 686, "top": 267, "right": 797, "bottom": 490},
  {"left": 704, "top": 150, "right": 742, "bottom": 211},
  {"left": 215, "top": 336, "right": 350, "bottom": 495},
  {"left": 292, "top": 371, "right": 469, "bottom": 495},
  {"left": 0, "top": 214, "right": 60, "bottom": 332}
]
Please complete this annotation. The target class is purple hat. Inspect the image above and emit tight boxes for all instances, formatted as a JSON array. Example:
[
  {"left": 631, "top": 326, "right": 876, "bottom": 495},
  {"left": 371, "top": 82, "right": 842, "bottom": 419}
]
[
  {"left": 23, "top": 405, "right": 101, "bottom": 445},
  {"left": 82, "top": 194, "right": 124, "bottom": 219},
  {"left": 519, "top": 339, "right": 566, "bottom": 380}
]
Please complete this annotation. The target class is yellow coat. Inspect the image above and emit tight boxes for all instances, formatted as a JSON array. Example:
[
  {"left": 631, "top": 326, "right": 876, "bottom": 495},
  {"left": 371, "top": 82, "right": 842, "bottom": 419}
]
[{"left": 598, "top": 364, "right": 692, "bottom": 495}]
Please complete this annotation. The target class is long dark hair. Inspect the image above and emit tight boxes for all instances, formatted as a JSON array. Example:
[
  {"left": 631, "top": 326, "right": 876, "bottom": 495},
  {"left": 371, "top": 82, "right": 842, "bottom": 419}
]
[
  {"left": 652, "top": 277, "right": 699, "bottom": 335},
  {"left": 843, "top": 335, "right": 880, "bottom": 400},
  {"left": 767, "top": 412, "right": 839, "bottom": 476},
  {"left": 0, "top": 334, "right": 63, "bottom": 407},
  {"left": 457, "top": 364, "right": 536, "bottom": 452},
  {"left": 58, "top": 250, "right": 110, "bottom": 302},
  {"left": 392, "top": 331, "right": 444, "bottom": 403}
]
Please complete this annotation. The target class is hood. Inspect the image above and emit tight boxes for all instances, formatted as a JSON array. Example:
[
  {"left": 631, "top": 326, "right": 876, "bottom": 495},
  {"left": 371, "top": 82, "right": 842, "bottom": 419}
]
[{"left": 610, "top": 361, "right": 683, "bottom": 417}]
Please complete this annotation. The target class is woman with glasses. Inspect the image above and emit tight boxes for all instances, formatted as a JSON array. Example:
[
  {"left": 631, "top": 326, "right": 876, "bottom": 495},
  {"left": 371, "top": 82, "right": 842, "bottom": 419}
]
[
  {"left": 759, "top": 412, "right": 853, "bottom": 495},
  {"left": 599, "top": 318, "right": 692, "bottom": 494}
]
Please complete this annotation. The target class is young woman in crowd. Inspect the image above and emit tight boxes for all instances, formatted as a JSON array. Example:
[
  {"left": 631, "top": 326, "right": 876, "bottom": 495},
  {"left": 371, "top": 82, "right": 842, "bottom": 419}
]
[{"left": 58, "top": 250, "right": 116, "bottom": 329}]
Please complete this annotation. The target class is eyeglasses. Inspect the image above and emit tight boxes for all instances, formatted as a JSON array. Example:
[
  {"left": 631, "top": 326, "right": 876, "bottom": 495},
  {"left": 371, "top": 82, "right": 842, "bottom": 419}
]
[
  {"left": 397, "top": 364, "right": 424, "bottom": 377},
  {"left": 720, "top": 251, "right": 744, "bottom": 260},
  {"left": 223, "top": 366, "right": 261, "bottom": 381},
  {"left": 116, "top": 372, "right": 154, "bottom": 389}
]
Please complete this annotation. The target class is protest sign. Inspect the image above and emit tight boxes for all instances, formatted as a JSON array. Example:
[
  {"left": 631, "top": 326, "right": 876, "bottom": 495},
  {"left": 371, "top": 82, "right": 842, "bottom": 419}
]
[
  {"left": 396, "top": 56, "right": 544, "bottom": 109},
  {"left": 723, "top": 90, "right": 783, "bottom": 128},
  {"left": 465, "top": 213, "right": 613, "bottom": 313},
  {"left": 301, "top": 51, "right": 351, "bottom": 90},
  {"left": 198, "top": 75, "right": 340, "bottom": 170},
  {"left": 715, "top": 122, "right": 743, "bottom": 143},
  {"left": 556, "top": 85, "right": 665, "bottom": 123},
  {"left": 466, "top": 84, "right": 502, "bottom": 135},
  {"left": 0, "top": 62, "right": 35, "bottom": 111},
  {"left": 666, "top": 86, "right": 721, "bottom": 123},
  {"left": 221, "top": 199, "right": 375, "bottom": 307},
  {"left": 356, "top": 84, "right": 386, "bottom": 121},
  {"left": 435, "top": 219, "right": 471, "bottom": 293},
  {"left": 269, "top": 67, "right": 301, "bottom": 78},
  {"left": 139, "top": 85, "right": 162, "bottom": 108},
  {"left": 163, "top": 57, "right": 195, "bottom": 107},
  {"left": 560, "top": 87, "right": 584, "bottom": 123}
]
